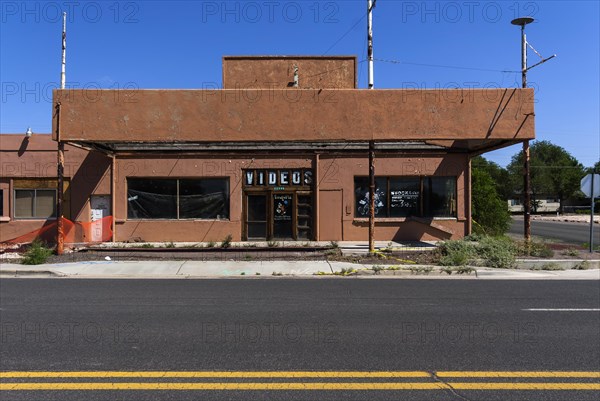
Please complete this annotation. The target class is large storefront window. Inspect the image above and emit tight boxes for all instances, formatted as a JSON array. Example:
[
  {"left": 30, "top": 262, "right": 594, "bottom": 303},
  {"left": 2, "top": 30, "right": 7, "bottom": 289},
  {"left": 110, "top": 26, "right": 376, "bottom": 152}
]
[
  {"left": 127, "top": 178, "right": 229, "bottom": 220},
  {"left": 354, "top": 176, "right": 456, "bottom": 218}
]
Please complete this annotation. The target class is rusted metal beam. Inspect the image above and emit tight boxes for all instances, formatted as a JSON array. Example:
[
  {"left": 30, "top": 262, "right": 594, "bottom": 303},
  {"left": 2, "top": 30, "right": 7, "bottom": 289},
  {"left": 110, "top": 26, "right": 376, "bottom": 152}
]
[
  {"left": 56, "top": 103, "right": 65, "bottom": 255},
  {"left": 523, "top": 140, "right": 531, "bottom": 241},
  {"left": 369, "top": 140, "right": 375, "bottom": 253}
]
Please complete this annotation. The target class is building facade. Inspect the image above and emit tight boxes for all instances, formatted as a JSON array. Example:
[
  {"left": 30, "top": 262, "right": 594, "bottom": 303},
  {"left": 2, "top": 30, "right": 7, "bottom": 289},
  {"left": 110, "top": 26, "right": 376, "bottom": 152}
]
[{"left": 0, "top": 56, "right": 535, "bottom": 244}]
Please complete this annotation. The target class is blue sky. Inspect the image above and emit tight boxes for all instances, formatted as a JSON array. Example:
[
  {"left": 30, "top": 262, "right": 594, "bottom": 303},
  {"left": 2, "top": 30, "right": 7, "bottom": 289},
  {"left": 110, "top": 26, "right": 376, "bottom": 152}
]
[{"left": 1, "top": 0, "right": 598, "bottom": 167}]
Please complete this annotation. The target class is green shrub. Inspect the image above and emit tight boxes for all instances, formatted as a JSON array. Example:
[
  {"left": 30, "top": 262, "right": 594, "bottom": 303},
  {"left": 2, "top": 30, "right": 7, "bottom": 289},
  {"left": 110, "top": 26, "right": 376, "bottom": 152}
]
[
  {"left": 516, "top": 240, "right": 553, "bottom": 257},
  {"left": 463, "top": 233, "right": 485, "bottom": 242},
  {"left": 438, "top": 240, "right": 475, "bottom": 266},
  {"left": 207, "top": 241, "right": 216, "bottom": 248},
  {"left": 562, "top": 248, "right": 579, "bottom": 257},
  {"left": 221, "top": 234, "right": 233, "bottom": 248},
  {"left": 572, "top": 261, "right": 590, "bottom": 270},
  {"left": 471, "top": 168, "right": 511, "bottom": 236},
  {"left": 477, "top": 236, "right": 516, "bottom": 269},
  {"left": 21, "top": 240, "right": 53, "bottom": 265},
  {"left": 532, "top": 263, "right": 564, "bottom": 271}
]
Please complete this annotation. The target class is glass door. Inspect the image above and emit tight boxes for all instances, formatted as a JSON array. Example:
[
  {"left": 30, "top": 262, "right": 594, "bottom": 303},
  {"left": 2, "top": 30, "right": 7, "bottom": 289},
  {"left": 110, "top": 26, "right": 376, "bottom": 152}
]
[
  {"left": 246, "top": 194, "right": 267, "bottom": 240},
  {"left": 272, "top": 193, "right": 294, "bottom": 240}
]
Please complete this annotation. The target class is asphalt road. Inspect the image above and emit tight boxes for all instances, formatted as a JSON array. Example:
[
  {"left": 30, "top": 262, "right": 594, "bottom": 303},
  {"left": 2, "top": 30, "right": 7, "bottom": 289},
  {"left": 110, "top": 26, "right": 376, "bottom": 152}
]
[
  {"left": 1, "top": 279, "right": 599, "bottom": 400},
  {"left": 510, "top": 215, "right": 600, "bottom": 245}
]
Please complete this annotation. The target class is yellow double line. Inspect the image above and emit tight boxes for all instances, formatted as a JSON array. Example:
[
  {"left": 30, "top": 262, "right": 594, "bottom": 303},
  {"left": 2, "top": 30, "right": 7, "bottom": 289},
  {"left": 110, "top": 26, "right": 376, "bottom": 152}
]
[{"left": 1, "top": 371, "right": 599, "bottom": 391}]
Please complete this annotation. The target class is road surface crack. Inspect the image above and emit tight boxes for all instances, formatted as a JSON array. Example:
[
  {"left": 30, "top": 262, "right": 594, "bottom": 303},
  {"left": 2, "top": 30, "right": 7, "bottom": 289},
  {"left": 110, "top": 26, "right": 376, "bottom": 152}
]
[{"left": 431, "top": 371, "right": 473, "bottom": 401}]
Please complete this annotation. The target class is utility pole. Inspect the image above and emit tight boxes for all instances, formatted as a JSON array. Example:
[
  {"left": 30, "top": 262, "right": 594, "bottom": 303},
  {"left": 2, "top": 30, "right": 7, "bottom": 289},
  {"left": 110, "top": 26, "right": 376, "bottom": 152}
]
[
  {"left": 56, "top": 12, "right": 66, "bottom": 255},
  {"left": 367, "top": 0, "right": 376, "bottom": 253},
  {"left": 511, "top": 17, "right": 556, "bottom": 244}
]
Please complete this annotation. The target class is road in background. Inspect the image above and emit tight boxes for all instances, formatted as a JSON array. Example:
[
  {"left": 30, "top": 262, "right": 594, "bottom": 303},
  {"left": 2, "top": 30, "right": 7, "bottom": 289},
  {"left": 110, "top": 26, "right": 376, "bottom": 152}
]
[
  {"left": 510, "top": 215, "right": 600, "bottom": 245},
  {"left": 1, "top": 279, "right": 599, "bottom": 400}
]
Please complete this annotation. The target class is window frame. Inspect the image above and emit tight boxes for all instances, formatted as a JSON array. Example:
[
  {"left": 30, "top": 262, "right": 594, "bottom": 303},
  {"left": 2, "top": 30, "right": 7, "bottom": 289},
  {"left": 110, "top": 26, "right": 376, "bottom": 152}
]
[
  {"left": 354, "top": 176, "right": 457, "bottom": 219},
  {"left": 13, "top": 188, "right": 58, "bottom": 220},
  {"left": 126, "top": 177, "right": 230, "bottom": 221}
]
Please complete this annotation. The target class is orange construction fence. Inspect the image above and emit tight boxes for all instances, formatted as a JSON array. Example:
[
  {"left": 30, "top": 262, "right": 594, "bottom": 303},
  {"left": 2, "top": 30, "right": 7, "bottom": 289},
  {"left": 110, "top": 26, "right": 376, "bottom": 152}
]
[{"left": 1, "top": 216, "right": 113, "bottom": 246}]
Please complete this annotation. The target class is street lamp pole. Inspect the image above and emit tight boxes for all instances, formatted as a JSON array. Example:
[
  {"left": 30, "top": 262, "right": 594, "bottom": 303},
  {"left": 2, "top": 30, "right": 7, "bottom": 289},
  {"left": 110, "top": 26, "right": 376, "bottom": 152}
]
[{"left": 511, "top": 17, "right": 534, "bottom": 242}]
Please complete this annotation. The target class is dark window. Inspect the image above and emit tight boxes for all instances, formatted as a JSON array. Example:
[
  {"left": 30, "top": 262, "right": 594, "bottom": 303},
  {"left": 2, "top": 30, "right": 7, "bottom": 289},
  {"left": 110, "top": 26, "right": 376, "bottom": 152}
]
[
  {"left": 127, "top": 178, "right": 229, "bottom": 220},
  {"left": 354, "top": 177, "right": 388, "bottom": 217},
  {"left": 389, "top": 178, "right": 421, "bottom": 217},
  {"left": 424, "top": 177, "right": 456, "bottom": 217},
  {"left": 0, "top": 189, "right": 3, "bottom": 216},
  {"left": 127, "top": 179, "right": 177, "bottom": 219},
  {"left": 179, "top": 179, "right": 229, "bottom": 219},
  {"left": 354, "top": 176, "right": 456, "bottom": 218},
  {"left": 14, "top": 189, "right": 56, "bottom": 219}
]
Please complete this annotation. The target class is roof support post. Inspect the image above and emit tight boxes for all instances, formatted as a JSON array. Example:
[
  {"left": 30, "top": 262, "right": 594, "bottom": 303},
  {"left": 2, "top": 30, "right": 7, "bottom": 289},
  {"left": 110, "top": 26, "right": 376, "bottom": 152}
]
[{"left": 369, "top": 140, "right": 375, "bottom": 253}]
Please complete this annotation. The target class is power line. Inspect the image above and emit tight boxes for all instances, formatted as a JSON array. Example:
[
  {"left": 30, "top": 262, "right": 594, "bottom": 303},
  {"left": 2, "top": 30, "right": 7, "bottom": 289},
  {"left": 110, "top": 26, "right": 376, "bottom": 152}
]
[
  {"left": 374, "top": 57, "right": 519, "bottom": 74},
  {"left": 322, "top": 12, "right": 367, "bottom": 56}
]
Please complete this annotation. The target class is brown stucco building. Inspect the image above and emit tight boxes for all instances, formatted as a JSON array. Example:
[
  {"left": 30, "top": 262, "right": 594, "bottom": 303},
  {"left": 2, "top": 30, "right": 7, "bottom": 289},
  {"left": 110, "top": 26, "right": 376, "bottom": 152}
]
[{"left": 0, "top": 56, "right": 535, "bottom": 244}]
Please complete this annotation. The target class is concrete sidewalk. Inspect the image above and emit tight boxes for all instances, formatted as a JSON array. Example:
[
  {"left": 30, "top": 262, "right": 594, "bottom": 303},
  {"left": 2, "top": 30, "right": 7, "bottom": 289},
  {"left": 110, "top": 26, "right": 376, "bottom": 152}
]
[{"left": 1, "top": 260, "right": 599, "bottom": 280}]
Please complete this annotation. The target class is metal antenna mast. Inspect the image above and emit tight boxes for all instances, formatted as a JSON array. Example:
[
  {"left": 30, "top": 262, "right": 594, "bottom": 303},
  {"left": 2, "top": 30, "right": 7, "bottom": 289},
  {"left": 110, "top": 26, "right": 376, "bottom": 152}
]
[{"left": 57, "top": 12, "right": 67, "bottom": 255}]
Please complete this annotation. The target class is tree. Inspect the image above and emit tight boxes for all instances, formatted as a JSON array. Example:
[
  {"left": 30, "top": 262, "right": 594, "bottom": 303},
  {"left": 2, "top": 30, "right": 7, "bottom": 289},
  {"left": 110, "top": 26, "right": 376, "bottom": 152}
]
[
  {"left": 507, "top": 141, "right": 585, "bottom": 213},
  {"left": 471, "top": 156, "right": 512, "bottom": 200},
  {"left": 471, "top": 167, "right": 511, "bottom": 236}
]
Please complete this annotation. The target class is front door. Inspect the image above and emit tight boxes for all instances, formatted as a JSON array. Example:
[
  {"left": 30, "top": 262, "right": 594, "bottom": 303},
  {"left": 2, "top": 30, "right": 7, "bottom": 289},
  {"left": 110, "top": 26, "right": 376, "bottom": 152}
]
[
  {"left": 272, "top": 193, "right": 294, "bottom": 240},
  {"left": 246, "top": 194, "right": 268, "bottom": 240}
]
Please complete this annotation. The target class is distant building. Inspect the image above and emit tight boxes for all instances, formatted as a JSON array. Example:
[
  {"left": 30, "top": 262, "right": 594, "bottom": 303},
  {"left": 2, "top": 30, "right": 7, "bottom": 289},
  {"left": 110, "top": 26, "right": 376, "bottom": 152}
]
[{"left": 0, "top": 56, "right": 535, "bottom": 244}]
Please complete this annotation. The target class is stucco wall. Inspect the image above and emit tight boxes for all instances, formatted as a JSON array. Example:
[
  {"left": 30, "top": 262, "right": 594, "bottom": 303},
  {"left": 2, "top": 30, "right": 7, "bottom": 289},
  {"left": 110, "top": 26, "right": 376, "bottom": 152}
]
[
  {"left": 0, "top": 134, "right": 110, "bottom": 242},
  {"left": 52, "top": 88, "right": 534, "bottom": 143},
  {"left": 222, "top": 56, "right": 357, "bottom": 89},
  {"left": 1, "top": 135, "right": 469, "bottom": 243}
]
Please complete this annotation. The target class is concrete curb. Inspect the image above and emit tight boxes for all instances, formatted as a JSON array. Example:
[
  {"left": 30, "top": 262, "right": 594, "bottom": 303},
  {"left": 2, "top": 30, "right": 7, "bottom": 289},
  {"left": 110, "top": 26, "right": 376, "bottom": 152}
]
[{"left": 1, "top": 260, "right": 599, "bottom": 280}]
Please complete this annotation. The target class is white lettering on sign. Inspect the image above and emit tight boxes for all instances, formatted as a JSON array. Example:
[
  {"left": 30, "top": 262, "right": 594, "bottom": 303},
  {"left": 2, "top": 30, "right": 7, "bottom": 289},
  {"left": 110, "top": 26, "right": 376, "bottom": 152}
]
[
  {"left": 268, "top": 171, "right": 277, "bottom": 185},
  {"left": 244, "top": 169, "right": 313, "bottom": 187},
  {"left": 304, "top": 171, "right": 313, "bottom": 185},
  {"left": 280, "top": 171, "right": 289, "bottom": 185},
  {"left": 245, "top": 171, "right": 254, "bottom": 186},
  {"left": 292, "top": 171, "right": 301, "bottom": 185}
]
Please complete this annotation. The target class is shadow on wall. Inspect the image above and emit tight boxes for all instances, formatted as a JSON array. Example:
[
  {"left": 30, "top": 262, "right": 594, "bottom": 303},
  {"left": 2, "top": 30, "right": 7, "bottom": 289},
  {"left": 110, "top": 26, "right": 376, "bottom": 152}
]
[
  {"left": 395, "top": 219, "right": 453, "bottom": 242},
  {"left": 17, "top": 137, "right": 30, "bottom": 157},
  {"left": 69, "top": 151, "right": 111, "bottom": 220}
]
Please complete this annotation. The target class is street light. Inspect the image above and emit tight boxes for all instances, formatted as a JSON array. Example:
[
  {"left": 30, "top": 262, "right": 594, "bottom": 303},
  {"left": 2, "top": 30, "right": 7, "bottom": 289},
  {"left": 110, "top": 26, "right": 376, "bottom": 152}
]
[
  {"left": 511, "top": 17, "right": 534, "bottom": 242},
  {"left": 510, "top": 17, "right": 556, "bottom": 243}
]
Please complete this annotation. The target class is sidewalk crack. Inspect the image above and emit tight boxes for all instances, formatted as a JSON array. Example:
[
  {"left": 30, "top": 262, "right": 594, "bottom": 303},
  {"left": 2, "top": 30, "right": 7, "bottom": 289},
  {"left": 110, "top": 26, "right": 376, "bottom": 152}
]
[
  {"left": 176, "top": 261, "right": 187, "bottom": 276},
  {"left": 431, "top": 371, "right": 472, "bottom": 401}
]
